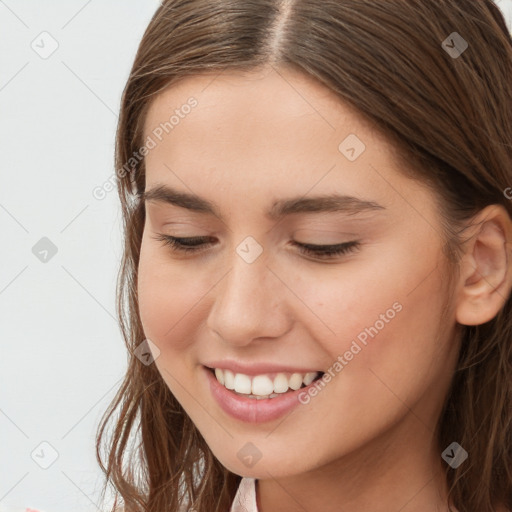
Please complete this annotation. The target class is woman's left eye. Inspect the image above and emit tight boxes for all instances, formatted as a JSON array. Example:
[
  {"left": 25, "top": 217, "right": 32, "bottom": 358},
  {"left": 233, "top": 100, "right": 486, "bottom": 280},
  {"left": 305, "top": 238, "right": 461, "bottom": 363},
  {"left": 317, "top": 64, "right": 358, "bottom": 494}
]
[{"left": 151, "top": 234, "right": 360, "bottom": 260}]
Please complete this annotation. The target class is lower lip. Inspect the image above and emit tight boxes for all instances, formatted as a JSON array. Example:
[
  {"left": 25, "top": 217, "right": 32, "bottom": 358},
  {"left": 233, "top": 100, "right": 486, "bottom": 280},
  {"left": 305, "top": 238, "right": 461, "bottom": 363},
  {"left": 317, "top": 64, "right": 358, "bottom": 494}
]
[{"left": 203, "top": 365, "right": 320, "bottom": 424}]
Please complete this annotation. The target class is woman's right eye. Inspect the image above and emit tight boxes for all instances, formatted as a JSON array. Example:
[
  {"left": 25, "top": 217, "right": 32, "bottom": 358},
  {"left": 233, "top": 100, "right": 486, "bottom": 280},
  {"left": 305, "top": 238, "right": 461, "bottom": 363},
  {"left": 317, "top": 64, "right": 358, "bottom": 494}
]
[{"left": 151, "top": 234, "right": 214, "bottom": 253}]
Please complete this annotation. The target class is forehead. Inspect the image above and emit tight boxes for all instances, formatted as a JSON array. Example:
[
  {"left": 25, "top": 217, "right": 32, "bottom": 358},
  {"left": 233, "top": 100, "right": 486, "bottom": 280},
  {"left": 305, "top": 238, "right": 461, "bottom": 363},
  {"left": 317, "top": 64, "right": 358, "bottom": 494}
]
[
  {"left": 144, "top": 69, "right": 387, "bottom": 157},
  {"left": 145, "top": 67, "right": 345, "bottom": 125},
  {"left": 143, "top": 66, "right": 382, "bottom": 151},
  {"left": 140, "top": 67, "right": 428, "bottom": 220}
]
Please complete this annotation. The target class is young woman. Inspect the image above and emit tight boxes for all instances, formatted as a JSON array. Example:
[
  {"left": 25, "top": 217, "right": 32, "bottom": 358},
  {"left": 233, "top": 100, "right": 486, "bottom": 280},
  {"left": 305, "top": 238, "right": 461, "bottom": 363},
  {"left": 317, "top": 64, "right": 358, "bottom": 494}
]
[{"left": 96, "top": 1, "right": 512, "bottom": 511}]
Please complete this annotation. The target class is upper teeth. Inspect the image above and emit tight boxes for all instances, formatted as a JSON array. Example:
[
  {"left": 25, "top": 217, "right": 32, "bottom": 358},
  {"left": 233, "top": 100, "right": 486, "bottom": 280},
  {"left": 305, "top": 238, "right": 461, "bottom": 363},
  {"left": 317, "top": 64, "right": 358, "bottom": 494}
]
[{"left": 214, "top": 368, "right": 321, "bottom": 396}]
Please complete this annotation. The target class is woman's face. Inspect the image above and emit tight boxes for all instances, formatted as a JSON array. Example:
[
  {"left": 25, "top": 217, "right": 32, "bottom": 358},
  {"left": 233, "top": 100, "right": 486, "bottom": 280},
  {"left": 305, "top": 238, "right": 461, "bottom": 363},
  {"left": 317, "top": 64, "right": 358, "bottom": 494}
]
[{"left": 137, "top": 66, "right": 460, "bottom": 478}]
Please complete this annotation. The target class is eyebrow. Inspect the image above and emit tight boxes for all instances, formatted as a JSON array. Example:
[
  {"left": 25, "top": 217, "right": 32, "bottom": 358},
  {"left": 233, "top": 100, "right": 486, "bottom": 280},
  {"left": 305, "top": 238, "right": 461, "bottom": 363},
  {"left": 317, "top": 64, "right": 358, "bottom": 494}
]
[{"left": 142, "top": 184, "right": 385, "bottom": 221}]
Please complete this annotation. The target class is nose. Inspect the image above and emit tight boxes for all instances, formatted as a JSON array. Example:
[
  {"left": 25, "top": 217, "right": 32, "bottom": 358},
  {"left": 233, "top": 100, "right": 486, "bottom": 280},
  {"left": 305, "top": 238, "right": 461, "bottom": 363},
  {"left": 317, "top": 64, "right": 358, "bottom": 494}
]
[{"left": 206, "top": 253, "right": 293, "bottom": 347}]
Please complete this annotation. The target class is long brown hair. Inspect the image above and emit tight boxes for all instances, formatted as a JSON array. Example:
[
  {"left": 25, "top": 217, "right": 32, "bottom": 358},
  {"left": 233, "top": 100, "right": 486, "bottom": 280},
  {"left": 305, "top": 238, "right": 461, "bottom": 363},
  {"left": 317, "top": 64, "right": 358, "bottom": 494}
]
[{"left": 95, "top": 1, "right": 512, "bottom": 510}]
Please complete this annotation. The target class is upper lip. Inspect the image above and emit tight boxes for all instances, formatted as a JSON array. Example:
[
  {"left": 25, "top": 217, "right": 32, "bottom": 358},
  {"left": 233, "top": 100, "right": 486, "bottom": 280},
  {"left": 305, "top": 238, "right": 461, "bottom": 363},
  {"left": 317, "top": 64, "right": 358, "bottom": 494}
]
[{"left": 203, "top": 360, "right": 324, "bottom": 376}]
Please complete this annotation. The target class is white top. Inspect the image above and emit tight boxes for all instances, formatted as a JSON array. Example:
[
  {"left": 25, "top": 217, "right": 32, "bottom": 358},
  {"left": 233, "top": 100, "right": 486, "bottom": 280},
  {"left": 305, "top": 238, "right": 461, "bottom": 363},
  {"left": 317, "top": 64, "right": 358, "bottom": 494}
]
[{"left": 229, "top": 477, "right": 258, "bottom": 512}]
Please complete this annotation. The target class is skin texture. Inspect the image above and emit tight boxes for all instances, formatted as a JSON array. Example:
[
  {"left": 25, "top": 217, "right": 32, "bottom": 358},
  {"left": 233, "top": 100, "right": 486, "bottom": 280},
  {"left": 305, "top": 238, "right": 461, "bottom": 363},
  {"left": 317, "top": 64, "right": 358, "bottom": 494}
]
[{"left": 137, "top": 66, "right": 512, "bottom": 512}]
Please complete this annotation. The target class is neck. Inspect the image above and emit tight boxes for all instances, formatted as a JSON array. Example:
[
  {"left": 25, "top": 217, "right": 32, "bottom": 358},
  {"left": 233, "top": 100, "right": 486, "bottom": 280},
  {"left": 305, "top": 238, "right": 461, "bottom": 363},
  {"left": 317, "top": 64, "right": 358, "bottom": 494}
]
[{"left": 256, "top": 414, "right": 455, "bottom": 512}]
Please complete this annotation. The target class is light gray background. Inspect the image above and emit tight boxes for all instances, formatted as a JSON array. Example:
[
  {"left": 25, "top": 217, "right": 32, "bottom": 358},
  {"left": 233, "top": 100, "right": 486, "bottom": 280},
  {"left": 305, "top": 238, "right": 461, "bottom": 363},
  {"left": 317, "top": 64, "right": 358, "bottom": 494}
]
[
  {"left": 1, "top": 1, "right": 511, "bottom": 511},
  {"left": 1, "top": 2, "right": 160, "bottom": 511}
]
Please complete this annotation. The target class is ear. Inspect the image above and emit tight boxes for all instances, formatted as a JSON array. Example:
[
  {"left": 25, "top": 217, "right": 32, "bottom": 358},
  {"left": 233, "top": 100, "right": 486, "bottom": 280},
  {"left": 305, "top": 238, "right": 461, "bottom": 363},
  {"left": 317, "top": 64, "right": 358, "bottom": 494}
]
[{"left": 455, "top": 204, "right": 512, "bottom": 326}]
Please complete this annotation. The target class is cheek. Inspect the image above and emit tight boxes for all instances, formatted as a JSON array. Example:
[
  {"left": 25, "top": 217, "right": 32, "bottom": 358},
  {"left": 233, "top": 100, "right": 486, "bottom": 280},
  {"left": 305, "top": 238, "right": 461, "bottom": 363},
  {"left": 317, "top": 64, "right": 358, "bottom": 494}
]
[
  {"left": 288, "top": 243, "right": 449, "bottom": 380},
  {"left": 137, "top": 241, "right": 208, "bottom": 352}
]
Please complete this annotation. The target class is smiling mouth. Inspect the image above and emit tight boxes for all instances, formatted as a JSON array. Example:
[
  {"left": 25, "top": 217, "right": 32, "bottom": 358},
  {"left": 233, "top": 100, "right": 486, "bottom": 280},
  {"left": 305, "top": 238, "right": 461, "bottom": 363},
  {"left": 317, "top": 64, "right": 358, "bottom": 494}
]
[{"left": 205, "top": 366, "right": 326, "bottom": 398}]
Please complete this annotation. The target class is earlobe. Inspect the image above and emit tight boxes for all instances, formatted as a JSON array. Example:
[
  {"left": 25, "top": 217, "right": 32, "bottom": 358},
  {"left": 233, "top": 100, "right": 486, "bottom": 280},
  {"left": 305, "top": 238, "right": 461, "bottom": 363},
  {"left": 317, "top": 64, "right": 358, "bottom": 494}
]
[{"left": 455, "top": 205, "right": 512, "bottom": 326}]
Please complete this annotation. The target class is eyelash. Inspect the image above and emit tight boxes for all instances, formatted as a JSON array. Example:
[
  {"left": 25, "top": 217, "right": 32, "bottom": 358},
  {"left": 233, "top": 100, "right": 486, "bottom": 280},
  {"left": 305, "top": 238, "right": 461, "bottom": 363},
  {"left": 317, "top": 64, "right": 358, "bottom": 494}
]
[{"left": 151, "top": 234, "right": 360, "bottom": 260}]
